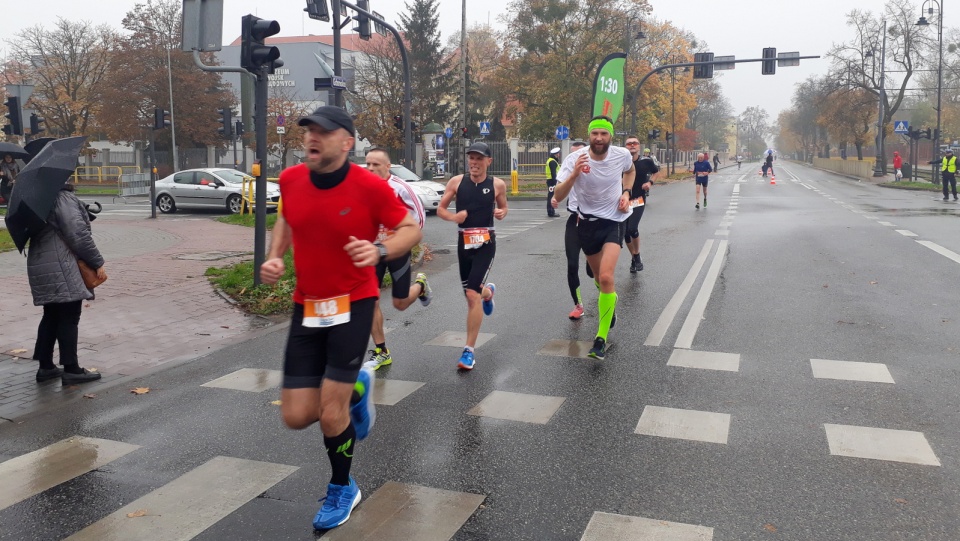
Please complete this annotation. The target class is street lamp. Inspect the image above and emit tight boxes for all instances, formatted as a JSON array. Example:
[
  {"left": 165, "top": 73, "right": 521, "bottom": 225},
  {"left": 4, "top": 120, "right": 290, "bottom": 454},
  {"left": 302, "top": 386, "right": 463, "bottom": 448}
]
[
  {"left": 869, "top": 21, "right": 888, "bottom": 177},
  {"left": 144, "top": 25, "right": 179, "bottom": 173},
  {"left": 917, "top": 1, "right": 943, "bottom": 185}
]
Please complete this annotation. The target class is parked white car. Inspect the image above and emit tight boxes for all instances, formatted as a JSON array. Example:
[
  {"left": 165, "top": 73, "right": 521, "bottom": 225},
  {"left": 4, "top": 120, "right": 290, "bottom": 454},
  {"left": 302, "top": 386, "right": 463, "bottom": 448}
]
[
  {"left": 154, "top": 168, "right": 280, "bottom": 214},
  {"left": 390, "top": 165, "right": 445, "bottom": 214}
]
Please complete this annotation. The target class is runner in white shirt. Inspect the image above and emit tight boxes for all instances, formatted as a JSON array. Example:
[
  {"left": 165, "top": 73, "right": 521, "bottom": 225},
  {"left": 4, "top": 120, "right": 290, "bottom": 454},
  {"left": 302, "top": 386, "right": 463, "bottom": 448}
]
[
  {"left": 364, "top": 148, "right": 431, "bottom": 370},
  {"left": 553, "top": 116, "right": 636, "bottom": 359}
]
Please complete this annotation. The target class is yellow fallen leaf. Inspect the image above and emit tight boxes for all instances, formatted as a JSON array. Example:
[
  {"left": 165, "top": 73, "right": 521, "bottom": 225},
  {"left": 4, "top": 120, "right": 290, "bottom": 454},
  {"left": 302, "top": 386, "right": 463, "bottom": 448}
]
[
  {"left": 10, "top": 348, "right": 27, "bottom": 355},
  {"left": 895, "top": 498, "right": 908, "bottom": 504},
  {"left": 130, "top": 387, "right": 150, "bottom": 395},
  {"left": 126, "top": 509, "right": 148, "bottom": 518},
  {"left": 83, "top": 393, "right": 97, "bottom": 399},
  {"left": 764, "top": 524, "right": 777, "bottom": 532},
  {"left": 87, "top": 367, "right": 99, "bottom": 373},
  {"left": 270, "top": 400, "right": 282, "bottom": 406}
]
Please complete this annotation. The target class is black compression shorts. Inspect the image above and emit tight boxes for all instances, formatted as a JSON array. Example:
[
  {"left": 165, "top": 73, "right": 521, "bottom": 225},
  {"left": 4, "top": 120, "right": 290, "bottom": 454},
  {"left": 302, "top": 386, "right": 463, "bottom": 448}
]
[
  {"left": 457, "top": 233, "right": 496, "bottom": 294},
  {"left": 624, "top": 205, "right": 645, "bottom": 241},
  {"left": 283, "top": 298, "right": 375, "bottom": 388},
  {"left": 375, "top": 252, "right": 412, "bottom": 299}
]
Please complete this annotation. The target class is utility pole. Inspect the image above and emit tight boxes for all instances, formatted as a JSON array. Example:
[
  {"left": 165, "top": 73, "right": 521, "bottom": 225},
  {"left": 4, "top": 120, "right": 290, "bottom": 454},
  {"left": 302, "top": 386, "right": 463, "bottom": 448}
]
[
  {"left": 461, "top": 0, "right": 468, "bottom": 175},
  {"left": 332, "top": 0, "right": 344, "bottom": 108}
]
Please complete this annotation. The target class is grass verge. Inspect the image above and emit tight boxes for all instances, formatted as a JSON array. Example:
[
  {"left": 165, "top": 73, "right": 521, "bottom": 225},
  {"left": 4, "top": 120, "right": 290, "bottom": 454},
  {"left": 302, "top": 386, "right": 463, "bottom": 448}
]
[
  {"left": 75, "top": 186, "right": 118, "bottom": 196},
  {"left": 880, "top": 181, "right": 941, "bottom": 191},
  {"left": 216, "top": 213, "right": 279, "bottom": 228},
  {"left": 0, "top": 228, "right": 15, "bottom": 253}
]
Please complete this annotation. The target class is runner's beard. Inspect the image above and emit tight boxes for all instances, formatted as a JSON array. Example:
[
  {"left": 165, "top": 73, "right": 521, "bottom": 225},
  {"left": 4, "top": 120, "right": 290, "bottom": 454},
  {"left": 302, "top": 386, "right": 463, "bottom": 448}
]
[{"left": 591, "top": 141, "right": 610, "bottom": 156}]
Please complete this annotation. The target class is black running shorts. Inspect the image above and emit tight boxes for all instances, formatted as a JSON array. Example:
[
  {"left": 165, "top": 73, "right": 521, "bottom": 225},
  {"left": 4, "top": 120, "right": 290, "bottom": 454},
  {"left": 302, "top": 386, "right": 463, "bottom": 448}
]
[
  {"left": 457, "top": 233, "right": 496, "bottom": 294},
  {"left": 578, "top": 218, "right": 625, "bottom": 256},
  {"left": 375, "top": 252, "right": 412, "bottom": 299},
  {"left": 283, "top": 298, "right": 375, "bottom": 388}
]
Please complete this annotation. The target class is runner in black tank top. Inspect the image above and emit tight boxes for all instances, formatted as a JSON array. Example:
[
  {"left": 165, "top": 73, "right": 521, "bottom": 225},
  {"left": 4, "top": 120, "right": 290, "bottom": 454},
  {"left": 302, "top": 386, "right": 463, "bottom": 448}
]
[{"left": 437, "top": 142, "right": 509, "bottom": 371}]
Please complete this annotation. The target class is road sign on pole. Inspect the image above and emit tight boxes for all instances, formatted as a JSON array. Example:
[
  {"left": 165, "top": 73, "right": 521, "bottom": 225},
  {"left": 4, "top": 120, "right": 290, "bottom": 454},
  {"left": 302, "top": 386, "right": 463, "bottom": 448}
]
[
  {"left": 276, "top": 114, "right": 285, "bottom": 127},
  {"left": 894, "top": 120, "right": 909, "bottom": 134},
  {"left": 445, "top": 127, "right": 453, "bottom": 138},
  {"left": 277, "top": 126, "right": 285, "bottom": 134},
  {"left": 556, "top": 125, "right": 570, "bottom": 140},
  {"left": 479, "top": 121, "right": 491, "bottom": 135}
]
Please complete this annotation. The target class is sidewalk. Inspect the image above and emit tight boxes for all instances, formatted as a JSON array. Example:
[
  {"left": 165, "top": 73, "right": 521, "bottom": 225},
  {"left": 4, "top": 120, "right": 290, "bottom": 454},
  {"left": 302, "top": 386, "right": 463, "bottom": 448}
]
[{"left": 0, "top": 215, "right": 273, "bottom": 420}]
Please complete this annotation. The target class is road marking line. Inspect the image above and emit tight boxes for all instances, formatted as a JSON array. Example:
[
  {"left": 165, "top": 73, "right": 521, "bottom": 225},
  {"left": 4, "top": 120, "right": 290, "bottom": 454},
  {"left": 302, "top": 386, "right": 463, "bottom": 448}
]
[
  {"left": 800, "top": 183, "right": 813, "bottom": 190},
  {"left": 916, "top": 240, "right": 960, "bottom": 265},
  {"left": 896, "top": 230, "right": 918, "bottom": 237},
  {"left": 668, "top": 349, "right": 740, "bottom": 372},
  {"left": 66, "top": 456, "right": 298, "bottom": 541},
  {"left": 635, "top": 406, "right": 730, "bottom": 444},
  {"left": 0, "top": 437, "right": 140, "bottom": 512},
  {"left": 878, "top": 221, "right": 896, "bottom": 226},
  {"left": 810, "top": 359, "right": 894, "bottom": 383},
  {"left": 644, "top": 240, "right": 714, "bottom": 347},
  {"left": 823, "top": 424, "right": 940, "bottom": 466},
  {"left": 581, "top": 512, "right": 714, "bottom": 541},
  {"left": 675, "top": 240, "right": 728, "bottom": 349}
]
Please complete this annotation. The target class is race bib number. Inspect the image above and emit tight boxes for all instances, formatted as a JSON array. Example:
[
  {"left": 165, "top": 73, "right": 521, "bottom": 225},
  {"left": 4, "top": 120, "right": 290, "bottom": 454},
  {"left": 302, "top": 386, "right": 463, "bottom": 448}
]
[
  {"left": 303, "top": 294, "right": 350, "bottom": 328},
  {"left": 630, "top": 197, "right": 645, "bottom": 208},
  {"left": 376, "top": 226, "right": 396, "bottom": 243},
  {"left": 462, "top": 227, "right": 491, "bottom": 249}
]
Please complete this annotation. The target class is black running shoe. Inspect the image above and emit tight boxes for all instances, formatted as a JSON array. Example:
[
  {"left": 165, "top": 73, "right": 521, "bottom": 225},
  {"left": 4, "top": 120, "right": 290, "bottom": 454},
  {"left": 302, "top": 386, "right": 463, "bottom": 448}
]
[
  {"left": 636, "top": 257, "right": 644, "bottom": 272},
  {"left": 629, "top": 256, "right": 638, "bottom": 273},
  {"left": 588, "top": 337, "right": 607, "bottom": 360}
]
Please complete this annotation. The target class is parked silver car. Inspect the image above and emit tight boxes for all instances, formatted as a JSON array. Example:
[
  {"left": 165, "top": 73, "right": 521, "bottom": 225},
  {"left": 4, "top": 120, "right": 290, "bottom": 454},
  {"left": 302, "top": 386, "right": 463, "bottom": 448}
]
[
  {"left": 154, "top": 168, "right": 280, "bottom": 214},
  {"left": 389, "top": 165, "right": 446, "bottom": 214}
]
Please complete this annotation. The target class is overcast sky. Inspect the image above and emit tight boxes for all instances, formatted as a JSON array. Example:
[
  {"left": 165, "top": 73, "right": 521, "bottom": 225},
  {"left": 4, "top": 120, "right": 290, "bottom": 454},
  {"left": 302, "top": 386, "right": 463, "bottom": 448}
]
[{"left": 10, "top": 0, "right": 903, "bottom": 121}]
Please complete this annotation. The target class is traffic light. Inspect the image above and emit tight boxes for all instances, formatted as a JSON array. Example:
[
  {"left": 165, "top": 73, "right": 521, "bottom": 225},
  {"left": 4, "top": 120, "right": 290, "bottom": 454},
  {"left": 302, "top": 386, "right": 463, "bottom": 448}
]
[
  {"left": 4, "top": 96, "right": 22, "bottom": 136},
  {"left": 461, "top": 127, "right": 468, "bottom": 137},
  {"left": 241, "top": 14, "right": 282, "bottom": 74},
  {"left": 649, "top": 129, "right": 661, "bottom": 140},
  {"left": 762, "top": 47, "right": 777, "bottom": 75},
  {"left": 410, "top": 120, "right": 419, "bottom": 133},
  {"left": 29, "top": 113, "right": 44, "bottom": 135},
  {"left": 693, "top": 52, "right": 715, "bottom": 79},
  {"left": 923, "top": 128, "right": 932, "bottom": 140},
  {"left": 353, "top": 0, "right": 371, "bottom": 40},
  {"left": 665, "top": 131, "right": 673, "bottom": 141},
  {"left": 304, "top": 0, "right": 330, "bottom": 21},
  {"left": 154, "top": 108, "right": 170, "bottom": 130},
  {"left": 217, "top": 108, "right": 233, "bottom": 139},
  {"left": 235, "top": 120, "right": 244, "bottom": 138},
  {"left": 393, "top": 115, "right": 403, "bottom": 131}
]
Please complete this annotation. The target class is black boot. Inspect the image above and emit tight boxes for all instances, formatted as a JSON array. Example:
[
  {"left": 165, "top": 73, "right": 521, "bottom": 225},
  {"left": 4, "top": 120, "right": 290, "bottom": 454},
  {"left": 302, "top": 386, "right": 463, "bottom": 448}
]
[{"left": 61, "top": 367, "right": 102, "bottom": 384}]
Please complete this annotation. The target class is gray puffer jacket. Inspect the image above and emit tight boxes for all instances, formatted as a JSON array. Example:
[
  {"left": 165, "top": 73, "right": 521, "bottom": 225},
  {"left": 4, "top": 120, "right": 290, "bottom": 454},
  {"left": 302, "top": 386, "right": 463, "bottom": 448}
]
[{"left": 27, "top": 189, "right": 105, "bottom": 306}]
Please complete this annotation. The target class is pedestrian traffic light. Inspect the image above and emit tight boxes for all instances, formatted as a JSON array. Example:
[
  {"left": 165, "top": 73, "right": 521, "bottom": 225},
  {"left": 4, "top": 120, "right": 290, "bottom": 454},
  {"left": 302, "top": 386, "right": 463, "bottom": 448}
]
[
  {"left": 241, "top": 14, "right": 282, "bottom": 74},
  {"left": 762, "top": 48, "right": 777, "bottom": 75},
  {"left": 393, "top": 115, "right": 403, "bottom": 131},
  {"left": 4, "top": 96, "right": 22, "bottom": 136},
  {"left": 235, "top": 120, "right": 244, "bottom": 138},
  {"left": 693, "top": 52, "right": 714, "bottom": 79},
  {"left": 353, "top": 0, "right": 372, "bottom": 40},
  {"left": 665, "top": 131, "right": 672, "bottom": 141},
  {"left": 29, "top": 113, "right": 44, "bottom": 135},
  {"left": 154, "top": 108, "right": 170, "bottom": 130},
  {"left": 217, "top": 108, "right": 233, "bottom": 139},
  {"left": 304, "top": 0, "right": 330, "bottom": 22},
  {"left": 923, "top": 128, "right": 932, "bottom": 140}
]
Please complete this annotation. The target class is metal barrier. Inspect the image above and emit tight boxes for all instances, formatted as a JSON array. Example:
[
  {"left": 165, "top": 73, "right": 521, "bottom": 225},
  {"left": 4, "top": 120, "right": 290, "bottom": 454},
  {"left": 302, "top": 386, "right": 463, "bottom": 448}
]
[
  {"left": 72, "top": 165, "right": 142, "bottom": 185},
  {"left": 240, "top": 176, "right": 280, "bottom": 215},
  {"left": 115, "top": 173, "right": 151, "bottom": 202}
]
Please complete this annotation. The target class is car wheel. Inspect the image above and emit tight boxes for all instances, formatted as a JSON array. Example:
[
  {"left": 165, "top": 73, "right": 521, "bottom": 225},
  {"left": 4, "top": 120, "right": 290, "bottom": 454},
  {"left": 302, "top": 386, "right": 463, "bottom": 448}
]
[
  {"left": 227, "top": 194, "right": 243, "bottom": 214},
  {"left": 157, "top": 194, "right": 176, "bottom": 214}
]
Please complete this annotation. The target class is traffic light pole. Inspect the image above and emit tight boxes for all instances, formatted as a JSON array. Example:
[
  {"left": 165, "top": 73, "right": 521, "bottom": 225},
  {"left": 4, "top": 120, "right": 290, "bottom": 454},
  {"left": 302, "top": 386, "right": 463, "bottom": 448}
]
[
  {"left": 628, "top": 55, "right": 820, "bottom": 136},
  {"left": 149, "top": 127, "right": 157, "bottom": 219},
  {"left": 253, "top": 66, "right": 269, "bottom": 286},
  {"left": 332, "top": 0, "right": 344, "bottom": 108}
]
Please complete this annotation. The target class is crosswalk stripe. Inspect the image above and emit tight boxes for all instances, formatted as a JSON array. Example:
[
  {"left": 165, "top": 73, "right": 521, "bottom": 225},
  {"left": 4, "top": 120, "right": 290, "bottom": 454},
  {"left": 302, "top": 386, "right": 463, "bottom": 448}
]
[
  {"left": 0, "top": 436, "right": 140, "bottom": 512},
  {"left": 65, "top": 456, "right": 298, "bottom": 541},
  {"left": 581, "top": 512, "right": 714, "bottom": 540}
]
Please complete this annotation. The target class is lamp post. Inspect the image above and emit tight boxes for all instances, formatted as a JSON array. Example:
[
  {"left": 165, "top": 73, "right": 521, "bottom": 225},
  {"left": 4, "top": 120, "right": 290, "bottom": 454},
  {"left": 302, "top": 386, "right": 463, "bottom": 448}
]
[
  {"left": 917, "top": 2, "right": 944, "bottom": 185},
  {"left": 870, "top": 20, "right": 888, "bottom": 177},
  {"left": 145, "top": 25, "right": 178, "bottom": 172}
]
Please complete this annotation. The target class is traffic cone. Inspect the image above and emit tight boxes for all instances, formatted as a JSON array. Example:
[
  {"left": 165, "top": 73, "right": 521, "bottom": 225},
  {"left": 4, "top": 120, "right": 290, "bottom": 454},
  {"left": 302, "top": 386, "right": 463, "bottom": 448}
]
[{"left": 770, "top": 174, "right": 776, "bottom": 185}]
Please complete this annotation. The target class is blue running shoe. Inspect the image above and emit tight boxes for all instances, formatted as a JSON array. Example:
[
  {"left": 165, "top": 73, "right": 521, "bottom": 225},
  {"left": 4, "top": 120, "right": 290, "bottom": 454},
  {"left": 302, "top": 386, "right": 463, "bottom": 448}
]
[
  {"left": 313, "top": 477, "right": 361, "bottom": 530},
  {"left": 350, "top": 366, "right": 376, "bottom": 441},
  {"left": 482, "top": 283, "right": 496, "bottom": 315},
  {"left": 458, "top": 348, "right": 476, "bottom": 370}
]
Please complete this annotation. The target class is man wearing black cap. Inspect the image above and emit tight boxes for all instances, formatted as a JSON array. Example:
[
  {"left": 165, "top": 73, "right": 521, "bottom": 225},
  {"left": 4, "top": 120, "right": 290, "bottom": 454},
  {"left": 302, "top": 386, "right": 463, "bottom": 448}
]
[
  {"left": 546, "top": 147, "right": 561, "bottom": 217},
  {"left": 260, "top": 106, "right": 422, "bottom": 531},
  {"left": 437, "top": 141, "right": 508, "bottom": 370}
]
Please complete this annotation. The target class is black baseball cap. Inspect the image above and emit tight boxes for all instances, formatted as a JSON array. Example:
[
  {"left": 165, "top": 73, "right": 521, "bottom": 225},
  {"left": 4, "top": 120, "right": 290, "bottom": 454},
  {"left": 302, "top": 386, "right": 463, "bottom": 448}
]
[
  {"left": 298, "top": 106, "right": 355, "bottom": 134},
  {"left": 466, "top": 142, "right": 491, "bottom": 157}
]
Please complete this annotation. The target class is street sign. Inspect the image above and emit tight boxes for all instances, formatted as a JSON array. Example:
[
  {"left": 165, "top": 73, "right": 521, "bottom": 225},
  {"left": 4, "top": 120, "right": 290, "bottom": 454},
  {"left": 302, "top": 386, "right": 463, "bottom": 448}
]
[
  {"left": 555, "top": 125, "right": 570, "bottom": 140},
  {"left": 277, "top": 126, "right": 286, "bottom": 134},
  {"left": 332, "top": 76, "right": 347, "bottom": 89},
  {"left": 276, "top": 114, "right": 285, "bottom": 127},
  {"left": 894, "top": 120, "right": 909, "bottom": 134},
  {"left": 777, "top": 52, "right": 800, "bottom": 68},
  {"left": 445, "top": 127, "right": 453, "bottom": 138},
  {"left": 479, "top": 121, "right": 491, "bottom": 135},
  {"left": 715, "top": 55, "right": 736, "bottom": 70}
]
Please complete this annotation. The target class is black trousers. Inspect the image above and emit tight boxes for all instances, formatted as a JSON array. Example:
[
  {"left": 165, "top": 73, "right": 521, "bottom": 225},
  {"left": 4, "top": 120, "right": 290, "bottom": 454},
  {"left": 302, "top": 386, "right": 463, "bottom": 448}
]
[
  {"left": 943, "top": 172, "right": 957, "bottom": 198},
  {"left": 33, "top": 301, "right": 83, "bottom": 367},
  {"left": 546, "top": 179, "right": 558, "bottom": 216},
  {"left": 564, "top": 213, "right": 581, "bottom": 306}
]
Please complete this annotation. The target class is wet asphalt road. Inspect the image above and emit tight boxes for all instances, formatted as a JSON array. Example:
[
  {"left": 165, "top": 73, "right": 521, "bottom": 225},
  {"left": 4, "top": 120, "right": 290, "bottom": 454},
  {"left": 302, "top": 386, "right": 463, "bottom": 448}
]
[{"left": 2, "top": 161, "right": 960, "bottom": 540}]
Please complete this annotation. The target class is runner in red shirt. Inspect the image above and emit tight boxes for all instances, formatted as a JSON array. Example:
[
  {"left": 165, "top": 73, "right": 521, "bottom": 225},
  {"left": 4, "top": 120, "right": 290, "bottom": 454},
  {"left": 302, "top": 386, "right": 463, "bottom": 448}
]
[{"left": 260, "top": 106, "right": 421, "bottom": 531}]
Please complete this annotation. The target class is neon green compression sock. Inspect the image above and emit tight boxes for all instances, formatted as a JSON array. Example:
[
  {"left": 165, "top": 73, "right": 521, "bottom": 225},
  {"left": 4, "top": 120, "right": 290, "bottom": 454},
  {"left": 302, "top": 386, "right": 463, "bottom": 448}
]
[{"left": 597, "top": 292, "right": 618, "bottom": 340}]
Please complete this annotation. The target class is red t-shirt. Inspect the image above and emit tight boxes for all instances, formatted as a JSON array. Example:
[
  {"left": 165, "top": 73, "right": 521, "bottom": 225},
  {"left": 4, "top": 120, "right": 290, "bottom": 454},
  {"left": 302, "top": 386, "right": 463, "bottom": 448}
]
[{"left": 279, "top": 163, "right": 409, "bottom": 304}]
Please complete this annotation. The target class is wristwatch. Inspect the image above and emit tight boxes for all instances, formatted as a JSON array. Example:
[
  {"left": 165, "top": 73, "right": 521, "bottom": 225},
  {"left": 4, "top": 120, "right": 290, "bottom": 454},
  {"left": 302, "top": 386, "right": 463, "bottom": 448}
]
[{"left": 374, "top": 242, "right": 388, "bottom": 263}]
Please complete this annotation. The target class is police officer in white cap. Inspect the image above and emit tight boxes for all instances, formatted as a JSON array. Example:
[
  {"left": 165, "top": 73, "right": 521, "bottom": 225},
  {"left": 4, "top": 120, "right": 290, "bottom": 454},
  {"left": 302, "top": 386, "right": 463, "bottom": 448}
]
[{"left": 546, "top": 147, "right": 561, "bottom": 217}]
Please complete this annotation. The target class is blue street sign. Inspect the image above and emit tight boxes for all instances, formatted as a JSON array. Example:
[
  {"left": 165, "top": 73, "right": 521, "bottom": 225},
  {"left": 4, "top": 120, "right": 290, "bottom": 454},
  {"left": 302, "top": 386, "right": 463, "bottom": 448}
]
[
  {"left": 445, "top": 127, "right": 453, "bottom": 138},
  {"left": 555, "top": 125, "right": 569, "bottom": 140},
  {"left": 479, "top": 121, "right": 491, "bottom": 135},
  {"left": 331, "top": 76, "right": 347, "bottom": 89},
  {"left": 276, "top": 114, "right": 285, "bottom": 127},
  {"left": 894, "top": 120, "right": 909, "bottom": 134}
]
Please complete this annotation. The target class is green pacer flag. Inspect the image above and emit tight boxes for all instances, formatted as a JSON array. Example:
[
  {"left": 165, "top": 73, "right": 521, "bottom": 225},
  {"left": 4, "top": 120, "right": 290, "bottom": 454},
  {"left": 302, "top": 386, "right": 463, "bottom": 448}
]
[{"left": 592, "top": 52, "right": 627, "bottom": 124}]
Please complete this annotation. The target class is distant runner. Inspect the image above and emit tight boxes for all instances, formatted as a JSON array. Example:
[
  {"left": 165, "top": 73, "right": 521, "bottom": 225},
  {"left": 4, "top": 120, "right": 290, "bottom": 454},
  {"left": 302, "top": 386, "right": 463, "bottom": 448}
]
[{"left": 623, "top": 137, "right": 659, "bottom": 272}]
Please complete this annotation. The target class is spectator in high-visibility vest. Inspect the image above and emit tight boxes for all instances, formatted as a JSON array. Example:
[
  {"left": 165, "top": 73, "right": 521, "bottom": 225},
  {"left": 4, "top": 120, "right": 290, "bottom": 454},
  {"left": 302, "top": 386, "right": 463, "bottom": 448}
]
[
  {"left": 942, "top": 150, "right": 958, "bottom": 201},
  {"left": 545, "top": 147, "right": 561, "bottom": 217}
]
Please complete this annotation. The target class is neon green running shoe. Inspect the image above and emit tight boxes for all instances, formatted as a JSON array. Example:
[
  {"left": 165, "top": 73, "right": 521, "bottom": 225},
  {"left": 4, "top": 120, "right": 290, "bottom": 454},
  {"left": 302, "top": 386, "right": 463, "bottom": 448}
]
[{"left": 364, "top": 347, "right": 392, "bottom": 370}]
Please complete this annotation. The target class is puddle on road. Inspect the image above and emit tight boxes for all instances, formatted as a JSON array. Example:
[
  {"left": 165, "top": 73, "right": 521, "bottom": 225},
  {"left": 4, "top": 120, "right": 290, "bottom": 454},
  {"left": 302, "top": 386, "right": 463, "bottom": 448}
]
[{"left": 860, "top": 205, "right": 960, "bottom": 218}]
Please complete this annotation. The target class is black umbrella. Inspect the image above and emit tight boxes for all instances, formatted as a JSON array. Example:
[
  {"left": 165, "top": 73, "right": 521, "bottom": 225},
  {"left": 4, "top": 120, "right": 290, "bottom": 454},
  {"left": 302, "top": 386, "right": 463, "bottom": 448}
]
[
  {"left": 3, "top": 136, "right": 87, "bottom": 253},
  {"left": 23, "top": 137, "right": 56, "bottom": 164},
  {"left": 0, "top": 141, "right": 29, "bottom": 160}
]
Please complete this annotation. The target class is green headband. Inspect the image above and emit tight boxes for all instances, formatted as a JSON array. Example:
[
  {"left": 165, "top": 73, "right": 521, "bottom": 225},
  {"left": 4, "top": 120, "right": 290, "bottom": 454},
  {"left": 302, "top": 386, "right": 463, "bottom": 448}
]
[{"left": 588, "top": 118, "right": 614, "bottom": 134}]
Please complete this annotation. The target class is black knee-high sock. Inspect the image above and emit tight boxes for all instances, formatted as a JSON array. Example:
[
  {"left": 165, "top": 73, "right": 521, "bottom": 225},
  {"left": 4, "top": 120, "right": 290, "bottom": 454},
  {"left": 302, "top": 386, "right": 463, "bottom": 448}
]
[{"left": 323, "top": 423, "right": 356, "bottom": 486}]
